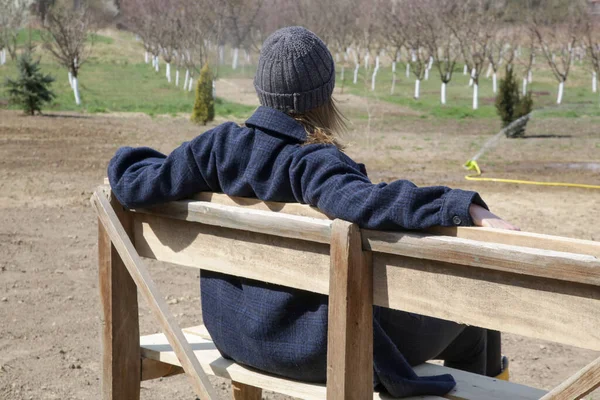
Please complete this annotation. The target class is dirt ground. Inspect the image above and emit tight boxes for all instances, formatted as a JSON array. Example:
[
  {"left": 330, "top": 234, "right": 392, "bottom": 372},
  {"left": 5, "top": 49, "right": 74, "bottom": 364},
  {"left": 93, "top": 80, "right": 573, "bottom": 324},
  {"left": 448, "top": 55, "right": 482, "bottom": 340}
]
[{"left": 1, "top": 91, "right": 599, "bottom": 400}]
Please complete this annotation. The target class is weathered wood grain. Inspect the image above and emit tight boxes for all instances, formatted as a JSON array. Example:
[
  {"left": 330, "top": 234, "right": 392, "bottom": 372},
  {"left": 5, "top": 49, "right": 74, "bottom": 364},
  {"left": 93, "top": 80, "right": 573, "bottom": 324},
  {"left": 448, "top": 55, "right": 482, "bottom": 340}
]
[
  {"left": 327, "top": 220, "right": 373, "bottom": 400},
  {"left": 98, "top": 194, "right": 141, "bottom": 400},
  {"left": 540, "top": 355, "right": 600, "bottom": 400},
  {"left": 232, "top": 381, "right": 263, "bottom": 400}
]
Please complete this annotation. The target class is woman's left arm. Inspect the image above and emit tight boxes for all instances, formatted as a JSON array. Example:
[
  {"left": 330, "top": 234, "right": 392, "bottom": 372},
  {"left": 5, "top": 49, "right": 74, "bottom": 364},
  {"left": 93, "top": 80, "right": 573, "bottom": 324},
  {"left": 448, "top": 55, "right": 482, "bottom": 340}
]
[{"left": 107, "top": 131, "right": 216, "bottom": 208}]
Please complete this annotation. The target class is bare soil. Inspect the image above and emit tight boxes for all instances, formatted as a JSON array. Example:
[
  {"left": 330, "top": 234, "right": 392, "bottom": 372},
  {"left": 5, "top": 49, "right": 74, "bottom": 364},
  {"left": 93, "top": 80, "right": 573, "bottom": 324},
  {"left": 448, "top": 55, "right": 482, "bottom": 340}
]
[{"left": 1, "top": 103, "right": 599, "bottom": 399}]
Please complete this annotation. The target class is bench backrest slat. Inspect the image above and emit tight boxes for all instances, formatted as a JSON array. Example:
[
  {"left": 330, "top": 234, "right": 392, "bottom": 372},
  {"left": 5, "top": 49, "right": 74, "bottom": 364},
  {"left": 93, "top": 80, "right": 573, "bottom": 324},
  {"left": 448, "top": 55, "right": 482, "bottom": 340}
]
[
  {"left": 133, "top": 213, "right": 331, "bottom": 295},
  {"left": 373, "top": 253, "right": 600, "bottom": 352}
]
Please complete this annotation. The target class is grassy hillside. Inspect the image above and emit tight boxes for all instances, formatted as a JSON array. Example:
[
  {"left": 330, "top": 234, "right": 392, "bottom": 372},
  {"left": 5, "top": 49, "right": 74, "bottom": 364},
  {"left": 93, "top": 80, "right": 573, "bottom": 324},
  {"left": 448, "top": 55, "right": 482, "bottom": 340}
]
[{"left": 0, "top": 29, "right": 254, "bottom": 118}]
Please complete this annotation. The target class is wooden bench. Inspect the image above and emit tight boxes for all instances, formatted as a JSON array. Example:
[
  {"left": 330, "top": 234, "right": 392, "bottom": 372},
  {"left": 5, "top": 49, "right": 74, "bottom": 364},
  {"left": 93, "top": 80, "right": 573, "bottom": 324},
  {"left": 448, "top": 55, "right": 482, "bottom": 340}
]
[{"left": 92, "top": 185, "right": 600, "bottom": 400}]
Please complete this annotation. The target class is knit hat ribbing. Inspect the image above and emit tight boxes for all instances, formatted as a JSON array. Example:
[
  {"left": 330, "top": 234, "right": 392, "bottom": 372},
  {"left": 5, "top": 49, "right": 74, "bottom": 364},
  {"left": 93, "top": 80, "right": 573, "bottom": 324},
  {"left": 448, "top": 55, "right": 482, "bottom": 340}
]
[{"left": 254, "top": 26, "right": 335, "bottom": 113}]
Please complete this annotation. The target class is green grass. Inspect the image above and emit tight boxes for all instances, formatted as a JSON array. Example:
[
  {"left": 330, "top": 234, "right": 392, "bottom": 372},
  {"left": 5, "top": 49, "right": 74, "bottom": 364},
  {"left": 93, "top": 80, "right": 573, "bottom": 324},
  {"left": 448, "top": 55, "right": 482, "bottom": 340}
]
[
  {"left": 0, "top": 60, "right": 254, "bottom": 118},
  {"left": 336, "top": 62, "right": 600, "bottom": 120},
  {"left": 16, "top": 28, "right": 113, "bottom": 46},
  {"left": 0, "top": 29, "right": 255, "bottom": 118}
]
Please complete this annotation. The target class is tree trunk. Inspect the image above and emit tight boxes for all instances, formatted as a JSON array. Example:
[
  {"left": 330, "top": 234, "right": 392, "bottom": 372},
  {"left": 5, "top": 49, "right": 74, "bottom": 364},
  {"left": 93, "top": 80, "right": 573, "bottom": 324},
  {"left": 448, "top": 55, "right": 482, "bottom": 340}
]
[
  {"left": 425, "top": 68, "right": 429, "bottom": 81},
  {"left": 473, "top": 83, "right": 479, "bottom": 110},
  {"left": 493, "top": 72, "right": 497, "bottom": 93},
  {"left": 154, "top": 56, "right": 159, "bottom": 72},
  {"left": 528, "top": 69, "right": 532, "bottom": 83},
  {"left": 232, "top": 47, "right": 239, "bottom": 70},
  {"left": 219, "top": 46, "right": 224, "bottom": 65},
  {"left": 441, "top": 82, "right": 446, "bottom": 105},
  {"left": 391, "top": 73, "right": 396, "bottom": 95},
  {"left": 166, "top": 63, "right": 171, "bottom": 83},
  {"left": 392, "top": 61, "right": 396, "bottom": 73},
  {"left": 188, "top": 76, "right": 194, "bottom": 92},
  {"left": 523, "top": 78, "right": 528, "bottom": 96},
  {"left": 593, "top": 72, "right": 597, "bottom": 93},
  {"left": 406, "top": 63, "right": 410, "bottom": 78},
  {"left": 353, "top": 63, "right": 359, "bottom": 84},
  {"left": 486, "top": 63, "right": 492, "bottom": 78},
  {"left": 184, "top": 69, "right": 190, "bottom": 91},
  {"left": 68, "top": 71, "right": 74, "bottom": 88},
  {"left": 557, "top": 81, "right": 564, "bottom": 105},
  {"left": 469, "top": 68, "right": 475, "bottom": 87},
  {"left": 73, "top": 77, "right": 81, "bottom": 105},
  {"left": 463, "top": 64, "right": 468, "bottom": 75},
  {"left": 414, "top": 79, "right": 420, "bottom": 99},
  {"left": 175, "top": 69, "right": 180, "bottom": 86},
  {"left": 145, "top": 51, "right": 149, "bottom": 64}
]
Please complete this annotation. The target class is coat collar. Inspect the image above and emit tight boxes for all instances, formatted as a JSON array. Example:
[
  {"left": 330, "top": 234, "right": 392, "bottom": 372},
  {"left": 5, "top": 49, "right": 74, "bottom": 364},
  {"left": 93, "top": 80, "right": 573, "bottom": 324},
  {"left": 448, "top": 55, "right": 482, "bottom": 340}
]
[{"left": 245, "top": 106, "right": 307, "bottom": 142}]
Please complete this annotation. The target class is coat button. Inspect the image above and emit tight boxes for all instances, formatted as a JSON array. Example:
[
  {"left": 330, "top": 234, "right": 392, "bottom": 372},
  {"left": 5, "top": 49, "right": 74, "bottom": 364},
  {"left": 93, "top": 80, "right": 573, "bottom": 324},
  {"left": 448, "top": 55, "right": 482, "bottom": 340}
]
[{"left": 452, "top": 216, "right": 462, "bottom": 225}]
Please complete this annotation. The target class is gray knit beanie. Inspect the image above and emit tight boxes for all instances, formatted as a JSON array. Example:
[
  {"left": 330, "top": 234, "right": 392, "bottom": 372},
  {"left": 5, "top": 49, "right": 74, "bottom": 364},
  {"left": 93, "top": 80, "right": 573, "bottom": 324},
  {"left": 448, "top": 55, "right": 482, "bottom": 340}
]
[{"left": 254, "top": 26, "right": 335, "bottom": 113}]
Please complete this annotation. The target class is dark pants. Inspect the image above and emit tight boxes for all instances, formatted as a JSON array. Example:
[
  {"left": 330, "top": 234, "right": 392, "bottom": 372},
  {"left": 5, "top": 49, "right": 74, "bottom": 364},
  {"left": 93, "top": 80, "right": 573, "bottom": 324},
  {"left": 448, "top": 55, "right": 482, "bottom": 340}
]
[{"left": 378, "top": 308, "right": 502, "bottom": 377}]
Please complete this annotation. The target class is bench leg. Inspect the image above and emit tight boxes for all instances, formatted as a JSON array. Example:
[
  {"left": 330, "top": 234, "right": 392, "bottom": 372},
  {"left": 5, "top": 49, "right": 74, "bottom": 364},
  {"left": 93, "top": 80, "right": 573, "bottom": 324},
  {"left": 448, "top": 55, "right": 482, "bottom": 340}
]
[
  {"left": 98, "top": 196, "right": 141, "bottom": 400},
  {"left": 232, "top": 381, "right": 262, "bottom": 400}
]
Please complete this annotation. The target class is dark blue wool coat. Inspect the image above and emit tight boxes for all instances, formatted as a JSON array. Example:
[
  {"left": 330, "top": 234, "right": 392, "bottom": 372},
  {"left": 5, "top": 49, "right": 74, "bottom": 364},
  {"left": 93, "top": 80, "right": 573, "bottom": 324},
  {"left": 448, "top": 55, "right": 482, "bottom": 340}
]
[{"left": 108, "top": 106, "right": 487, "bottom": 398}]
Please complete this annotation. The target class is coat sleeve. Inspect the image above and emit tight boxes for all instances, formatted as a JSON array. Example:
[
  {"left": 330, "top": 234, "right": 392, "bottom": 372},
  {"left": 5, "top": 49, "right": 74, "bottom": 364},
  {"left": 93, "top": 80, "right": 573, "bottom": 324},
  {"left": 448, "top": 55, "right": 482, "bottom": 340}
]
[
  {"left": 107, "top": 131, "right": 216, "bottom": 209},
  {"left": 289, "top": 148, "right": 487, "bottom": 230}
]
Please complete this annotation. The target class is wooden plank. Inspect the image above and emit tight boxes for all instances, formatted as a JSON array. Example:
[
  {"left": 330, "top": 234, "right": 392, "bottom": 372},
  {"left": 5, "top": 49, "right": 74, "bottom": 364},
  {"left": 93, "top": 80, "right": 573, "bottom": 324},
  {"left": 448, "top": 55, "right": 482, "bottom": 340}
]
[
  {"left": 99, "top": 184, "right": 599, "bottom": 258},
  {"left": 414, "top": 364, "right": 546, "bottom": 400},
  {"left": 141, "top": 358, "right": 183, "bottom": 381},
  {"left": 98, "top": 195, "right": 141, "bottom": 400},
  {"left": 540, "top": 355, "right": 600, "bottom": 400},
  {"left": 100, "top": 182, "right": 328, "bottom": 220},
  {"left": 232, "top": 381, "right": 262, "bottom": 400},
  {"left": 133, "top": 199, "right": 332, "bottom": 244},
  {"left": 373, "top": 253, "right": 600, "bottom": 351},
  {"left": 141, "top": 329, "right": 539, "bottom": 400},
  {"left": 132, "top": 213, "right": 331, "bottom": 294},
  {"left": 327, "top": 220, "right": 373, "bottom": 400},
  {"left": 192, "top": 192, "right": 330, "bottom": 220},
  {"left": 91, "top": 191, "right": 219, "bottom": 400},
  {"left": 100, "top": 184, "right": 599, "bottom": 257},
  {"left": 427, "top": 226, "right": 600, "bottom": 258},
  {"left": 363, "top": 230, "right": 600, "bottom": 287}
]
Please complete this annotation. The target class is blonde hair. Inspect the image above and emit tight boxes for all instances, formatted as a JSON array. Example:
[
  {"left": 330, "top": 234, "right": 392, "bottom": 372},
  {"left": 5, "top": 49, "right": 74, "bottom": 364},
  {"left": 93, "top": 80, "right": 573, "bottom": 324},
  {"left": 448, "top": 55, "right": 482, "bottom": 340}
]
[{"left": 288, "top": 98, "right": 347, "bottom": 149}]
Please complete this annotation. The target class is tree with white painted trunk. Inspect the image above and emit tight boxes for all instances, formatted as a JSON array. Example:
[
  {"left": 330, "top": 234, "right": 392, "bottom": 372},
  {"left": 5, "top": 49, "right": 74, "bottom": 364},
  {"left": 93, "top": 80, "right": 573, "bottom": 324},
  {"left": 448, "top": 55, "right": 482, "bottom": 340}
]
[
  {"left": 532, "top": 4, "right": 583, "bottom": 105},
  {"left": 403, "top": 2, "right": 434, "bottom": 101},
  {"left": 208, "top": 0, "right": 263, "bottom": 72},
  {"left": 0, "top": 0, "right": 28, "bottom": 62},
  {"left": 582, "top": 13, "right": 600, "bottom": 97},
  {"left": 421, "top": 0, "right": 460, "bottom": 105},
  {"left": 448, "top": 0, "right": 494, "bottom": 110},
  {"left": 381, "top": 0, "right": 407, "bottom": 94},
  {"left": 41, "top": 1, "right": 97, "bottom": 106},
  {"left": 326, "top": 0, "right": 358, "bottom": 94},
  {"left": 516, "top": 26, "right": 537, "bottom": 95},
  {"left": 487, "top": 28, "right": 509, "bottom": 95}
]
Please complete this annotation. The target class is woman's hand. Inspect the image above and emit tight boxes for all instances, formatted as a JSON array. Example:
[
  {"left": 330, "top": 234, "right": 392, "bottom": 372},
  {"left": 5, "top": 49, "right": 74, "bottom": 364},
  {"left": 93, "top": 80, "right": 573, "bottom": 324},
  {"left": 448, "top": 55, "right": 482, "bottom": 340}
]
[{"left": 469, "top": 204, "right": 520, "bottom": 231}]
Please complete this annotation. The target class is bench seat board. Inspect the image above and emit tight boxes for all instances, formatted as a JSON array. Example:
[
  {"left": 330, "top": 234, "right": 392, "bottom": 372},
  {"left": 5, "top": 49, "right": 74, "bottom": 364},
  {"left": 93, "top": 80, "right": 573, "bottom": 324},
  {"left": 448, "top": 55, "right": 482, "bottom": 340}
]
[{"left": 140, "top": 327, "right": 546, "bottom": 400}]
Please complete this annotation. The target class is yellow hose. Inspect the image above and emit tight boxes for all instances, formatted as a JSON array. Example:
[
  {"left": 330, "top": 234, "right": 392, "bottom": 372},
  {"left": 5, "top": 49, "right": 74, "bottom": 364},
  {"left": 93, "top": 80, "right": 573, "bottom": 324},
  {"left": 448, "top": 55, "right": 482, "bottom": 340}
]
[{"left": 464, "top": 160, "right": 600, "bottom": 190}]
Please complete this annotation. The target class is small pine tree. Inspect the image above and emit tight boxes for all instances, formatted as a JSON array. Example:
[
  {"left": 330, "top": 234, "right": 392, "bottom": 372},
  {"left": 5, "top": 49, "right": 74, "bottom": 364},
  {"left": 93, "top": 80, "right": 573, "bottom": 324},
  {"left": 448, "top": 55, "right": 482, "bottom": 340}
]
[
  {"left": 5, "top": 53, "right": 56, "bottom": 116},
  {"left": 495, "top": 66, "right": 533, "bottom": 138},
  {"left": 191, "top": 64, "right": 215, "bottom": 125}
]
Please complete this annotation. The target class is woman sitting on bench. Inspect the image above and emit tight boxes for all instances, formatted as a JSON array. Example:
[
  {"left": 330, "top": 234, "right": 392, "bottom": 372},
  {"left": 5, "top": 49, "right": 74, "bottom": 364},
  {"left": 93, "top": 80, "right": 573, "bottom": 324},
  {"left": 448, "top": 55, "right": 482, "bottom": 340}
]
[{"left": 108, "top": 26, "right": 517, "bottom": 398}]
